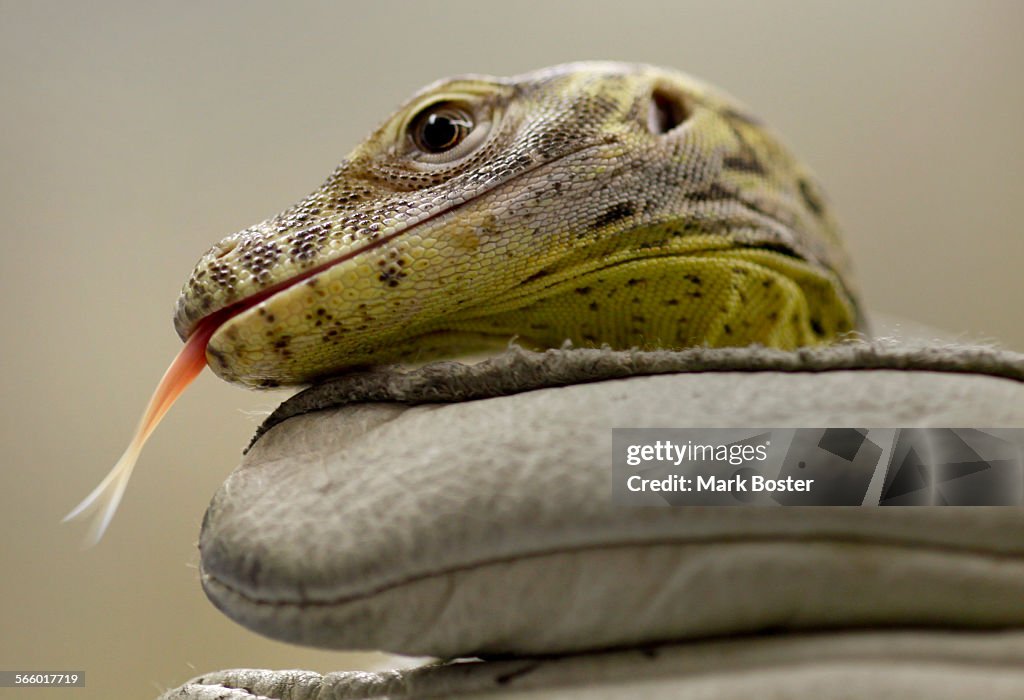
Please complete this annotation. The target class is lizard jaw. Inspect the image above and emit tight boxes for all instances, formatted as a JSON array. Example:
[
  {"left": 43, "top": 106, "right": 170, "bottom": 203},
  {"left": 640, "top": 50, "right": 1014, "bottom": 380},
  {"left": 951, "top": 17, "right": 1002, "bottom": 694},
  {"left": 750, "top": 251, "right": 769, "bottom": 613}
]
[{"left": 180, "top": 141, "right": 606, "bottom": 384}]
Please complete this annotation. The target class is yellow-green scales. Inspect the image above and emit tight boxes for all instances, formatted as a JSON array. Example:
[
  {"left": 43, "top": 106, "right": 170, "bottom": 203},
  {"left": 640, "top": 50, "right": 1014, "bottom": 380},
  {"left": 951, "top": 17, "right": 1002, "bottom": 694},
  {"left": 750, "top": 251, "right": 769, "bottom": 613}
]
[{"left": 175, "top": 62, "right": 861, "bottom": 388}]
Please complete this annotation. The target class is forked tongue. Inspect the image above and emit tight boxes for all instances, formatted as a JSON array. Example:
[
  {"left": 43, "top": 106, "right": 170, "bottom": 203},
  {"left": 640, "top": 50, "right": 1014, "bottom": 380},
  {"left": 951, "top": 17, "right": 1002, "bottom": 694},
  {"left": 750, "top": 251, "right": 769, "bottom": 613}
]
[{"left": 64, "top": 317, "right": 220, "bottom": 546}]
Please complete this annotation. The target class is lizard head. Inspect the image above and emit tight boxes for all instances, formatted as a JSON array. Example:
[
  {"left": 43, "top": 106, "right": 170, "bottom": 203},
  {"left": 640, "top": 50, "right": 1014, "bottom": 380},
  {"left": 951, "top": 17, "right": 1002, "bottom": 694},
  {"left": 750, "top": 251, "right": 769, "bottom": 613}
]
[
  {"left": 175, "top": 61, "right": 858, "bottom": 387},
  {"left": 70, "top": 62, "right": 862, "bottom": 543}
]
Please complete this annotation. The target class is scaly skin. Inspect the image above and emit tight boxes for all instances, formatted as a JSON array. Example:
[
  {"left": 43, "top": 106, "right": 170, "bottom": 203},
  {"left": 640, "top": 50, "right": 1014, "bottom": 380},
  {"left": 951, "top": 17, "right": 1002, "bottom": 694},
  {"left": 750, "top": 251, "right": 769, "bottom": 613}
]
[{"left": 175, "top": 62, "right": 861, "bottom": 388}]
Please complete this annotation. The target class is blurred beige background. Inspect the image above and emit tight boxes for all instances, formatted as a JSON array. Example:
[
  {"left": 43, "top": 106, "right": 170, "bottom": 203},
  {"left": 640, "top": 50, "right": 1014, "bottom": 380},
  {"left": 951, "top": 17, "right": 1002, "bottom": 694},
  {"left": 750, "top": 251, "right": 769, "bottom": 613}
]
[{"left": 1, "top": 1, "right": 1021, "bottom": 698}]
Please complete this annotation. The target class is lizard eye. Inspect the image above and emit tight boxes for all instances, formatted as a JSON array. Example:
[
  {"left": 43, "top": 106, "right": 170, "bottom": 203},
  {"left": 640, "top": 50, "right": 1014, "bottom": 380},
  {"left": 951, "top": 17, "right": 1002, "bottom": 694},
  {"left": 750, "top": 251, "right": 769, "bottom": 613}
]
[{"left": 410, "top": 103, "right": 475, "bottom": 153}]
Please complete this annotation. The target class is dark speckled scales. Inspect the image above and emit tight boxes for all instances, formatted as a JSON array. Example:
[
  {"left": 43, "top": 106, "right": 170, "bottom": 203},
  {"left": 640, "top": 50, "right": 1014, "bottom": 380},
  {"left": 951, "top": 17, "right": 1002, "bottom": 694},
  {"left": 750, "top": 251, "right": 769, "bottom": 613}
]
[{"left": 175, "top": 62, "right": 860, "bottom": 387}]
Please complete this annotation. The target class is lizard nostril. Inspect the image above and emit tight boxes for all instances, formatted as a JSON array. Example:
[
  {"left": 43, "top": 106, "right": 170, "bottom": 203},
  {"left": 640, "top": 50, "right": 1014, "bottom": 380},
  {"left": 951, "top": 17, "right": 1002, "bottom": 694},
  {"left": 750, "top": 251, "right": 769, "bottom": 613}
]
[{"left": 213, "top": 239, "right": 239, "bottom": 260}]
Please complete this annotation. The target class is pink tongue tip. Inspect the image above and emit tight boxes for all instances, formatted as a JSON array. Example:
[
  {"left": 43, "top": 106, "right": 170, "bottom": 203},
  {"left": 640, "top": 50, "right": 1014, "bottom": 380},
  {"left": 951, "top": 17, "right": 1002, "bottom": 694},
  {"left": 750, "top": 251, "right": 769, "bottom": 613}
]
[{"left": 64, "top": 317, "right": 219, "bottom": 546}]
